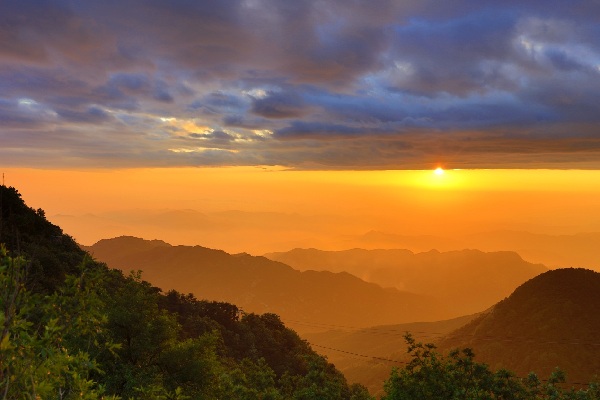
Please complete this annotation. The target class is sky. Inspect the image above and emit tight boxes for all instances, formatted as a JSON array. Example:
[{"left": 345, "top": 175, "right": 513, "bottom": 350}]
[
  {"left": 6, "top": 167, "right": 600, "bottom": 265},
  {"left": 2, "top": 1, "right": 600, "bottom": 260},
  {"left": 2, "top": 0, "right": 600, "bottom": 170}
]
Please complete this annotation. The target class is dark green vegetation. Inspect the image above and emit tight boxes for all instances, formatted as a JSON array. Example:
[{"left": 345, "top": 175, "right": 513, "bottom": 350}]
[
  {"left": 84, "top": 237, "right": 450, "bottom": 330},
  {"left": 382, "top": 334, "right": 600, "bottom": 400},
  {"left": 265, "top": 248, "right": 547, "bottom": 316},
  {"left": 0, "top": 185, "right": 371, "bottom": 399}
]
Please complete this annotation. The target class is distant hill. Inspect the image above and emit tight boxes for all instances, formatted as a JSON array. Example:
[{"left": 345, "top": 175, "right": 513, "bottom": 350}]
[
  {"left": 463, "top": 230, "right": 600, "bottom": 270},
  {"left": 347, "top": 230, "right": 600, "bottom": 271},
  {"left": 438, "top": 268, "right": 600, "bottom": 384},
  {"left": 86, "top": 236, "right": 452, "bottom": 330},
  {"left": 265, "top": 248, "right": 547, "bottom": 316}
]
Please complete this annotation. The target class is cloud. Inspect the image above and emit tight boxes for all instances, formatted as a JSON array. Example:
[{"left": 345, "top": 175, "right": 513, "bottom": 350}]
[
  {"left": 1, "top": 0, "right": 600, "bottom": 169},
  {"left": 250, "top": 90, "right": 307, "bottom": 119}
]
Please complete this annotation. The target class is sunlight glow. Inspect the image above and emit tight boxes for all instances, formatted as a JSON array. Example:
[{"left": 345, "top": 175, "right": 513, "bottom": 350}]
[{"left": 435, "top": 167, "right": 445, "bottom": 176}]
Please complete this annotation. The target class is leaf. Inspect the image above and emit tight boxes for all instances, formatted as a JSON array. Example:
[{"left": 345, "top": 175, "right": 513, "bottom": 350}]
[{"left": 0, "top": 334, "right": 11, "bottom": 350}]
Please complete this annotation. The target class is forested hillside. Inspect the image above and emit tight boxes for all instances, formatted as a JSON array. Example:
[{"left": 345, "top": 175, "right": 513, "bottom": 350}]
[{"left": 438, "top": 268, "right": 600, "bottom": 384}]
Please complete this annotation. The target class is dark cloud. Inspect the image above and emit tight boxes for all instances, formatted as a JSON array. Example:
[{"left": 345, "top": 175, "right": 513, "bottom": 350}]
[
  {"left": 250, "top": 91, "right": 307, "bottom": 119},
  {"left": 0, "top": 100, "right": 47, "bottom": 128},
  {"left": 544, "top": 49, "right": 586, "bottom": 72},
  {"left": 275, "top": 121, "right": 364, "bottom": 139},
  {"left": 55, "top": 106, "right": 112, "bottom": 124},
  {"left": 1, "top": 0, "right": 600, "bottom": 169},
  {"left": 100, "top": 73, "right": 174, "bottom": 104}
]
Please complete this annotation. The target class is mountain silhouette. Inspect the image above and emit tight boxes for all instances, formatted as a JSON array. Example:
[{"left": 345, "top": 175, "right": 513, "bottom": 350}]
[
  {"left": 438, "top": 268, "right": 600, "bottom": 383},
  {"left": 86, "top": 236, "right": 452, "bottom": 330},
  {"left": 265, "top": 248, "right": 546, "bottom": 316}
]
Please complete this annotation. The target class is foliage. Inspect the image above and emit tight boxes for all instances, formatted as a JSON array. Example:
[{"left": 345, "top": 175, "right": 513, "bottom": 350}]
[
  {"left": 382, "top": 334, "right": 600, "bottom": 400},
  {"left": 0, "top": 244, "right": 118, "bottom": 399},
  {"left": 0, "top": 186, "right": 89, "bottom": 292}
]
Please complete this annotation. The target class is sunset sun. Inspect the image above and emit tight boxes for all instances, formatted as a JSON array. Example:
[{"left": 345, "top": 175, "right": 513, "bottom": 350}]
[{"left": 435, "top": 167, "right": 445, "bottom": 176}]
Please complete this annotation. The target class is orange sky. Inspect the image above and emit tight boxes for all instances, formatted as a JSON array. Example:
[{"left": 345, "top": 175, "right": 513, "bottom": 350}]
[{"left": 5, "top": 167, "right": 600, "bottom": 257}]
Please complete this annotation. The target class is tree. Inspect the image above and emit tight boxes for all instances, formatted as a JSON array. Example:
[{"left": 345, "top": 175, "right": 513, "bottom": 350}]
[
  {"left": 0, "top": 244, "right": 117, "bottom": 399},
  {"left": 382, "top": 333, "right": 600, "bottom": 400}
]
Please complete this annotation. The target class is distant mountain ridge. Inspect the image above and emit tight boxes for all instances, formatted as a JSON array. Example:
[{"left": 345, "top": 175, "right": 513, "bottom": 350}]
[
  {"left": 350, "top": 230, "right": 600, "bottom": 270},
  {"left": 86, "top": 236, "right": 452, "bottom": 330},
  {"left": 265, "top": 247, "right": 547, "bottom": 316}
]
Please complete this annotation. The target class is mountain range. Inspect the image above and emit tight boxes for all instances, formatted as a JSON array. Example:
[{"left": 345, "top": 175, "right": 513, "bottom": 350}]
[
  {"left": 53, "top": 210, "right": 600, "bottom": 271},
  {"left": 84, "top": 236, "right": 451, "bottom": 330},
  {"left": 265, "top": 248, "right": 547, "bottom": 316},
  {"left": 351, "top": 230, "right": 600, "bottom": 270}
]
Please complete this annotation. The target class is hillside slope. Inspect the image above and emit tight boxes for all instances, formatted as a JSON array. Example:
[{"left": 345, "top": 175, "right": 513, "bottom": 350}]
[
  {"left": 438, "top": 268, "right": 600, "bottom": 383},
  {"left": 87, "top": 236, "right": 452, "bottom": 330}
]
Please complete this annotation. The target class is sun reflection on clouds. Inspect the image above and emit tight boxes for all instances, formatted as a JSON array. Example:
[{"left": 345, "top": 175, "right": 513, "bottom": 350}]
[
  {"left": 167, "top": 147, "right": 239, "bottom": 153},
  {"left": 158, "top": 115, "right": 209, "bottom": 135}
]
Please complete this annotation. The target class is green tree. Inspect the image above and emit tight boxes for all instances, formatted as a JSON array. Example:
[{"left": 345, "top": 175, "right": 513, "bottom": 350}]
[
  {"left": 0, "top": 244, "right": 117, "bottom": 399},
  {"left": 382, "top": 334, "right": 600, "bottom": 400}
]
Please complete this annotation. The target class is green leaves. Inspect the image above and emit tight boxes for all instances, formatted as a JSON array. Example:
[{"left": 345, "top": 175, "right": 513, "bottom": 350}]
[
  {"left": 0, "top": 245, "right": 116, "bottom": 399},
  {"left": 383, "top": 333, "right": 600, "bottom": 400}
]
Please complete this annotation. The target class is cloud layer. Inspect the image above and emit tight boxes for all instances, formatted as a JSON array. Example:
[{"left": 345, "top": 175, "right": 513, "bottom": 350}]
[{"left": 2, "top": 0, "right": 600, "bottom": 169}]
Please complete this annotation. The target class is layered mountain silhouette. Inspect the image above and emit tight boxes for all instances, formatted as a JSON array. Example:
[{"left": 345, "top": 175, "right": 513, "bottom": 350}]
[
  {"left": 437, "top": 268, "right": 600, "bottom": 384},
  {"left": 348, "top": 230, "right": 600, "bottom": 270},
  {"left": 265, "top": 248, "right": 547, "bottom": 316},
  {"left": 85, "top": 236, "right": 452, "bottom": 330}
]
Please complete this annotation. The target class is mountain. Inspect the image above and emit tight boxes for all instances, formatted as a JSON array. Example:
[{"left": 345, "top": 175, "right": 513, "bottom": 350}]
[
  {"left": 347, "top": 230, "right": 600, "bottom": 271},
  {"left": 437, "top": 268, "right": 600, "bottom": 384},
  {"left": 50, "top": 208, "right": 368, "bottom": 254},
  {"left": 86, "top": 236, "right": 452, "bottom": 330},
  {"left": 464, "top": 230, "right": 600, "bottom": 270},
  {"left": 265, "top": 248, "right": 547, "bottom": 316}
]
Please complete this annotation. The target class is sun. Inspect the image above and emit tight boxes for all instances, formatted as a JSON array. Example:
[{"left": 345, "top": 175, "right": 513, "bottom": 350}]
[{"left": 434, "top": 167, "right": 445, "bottom": 176}]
